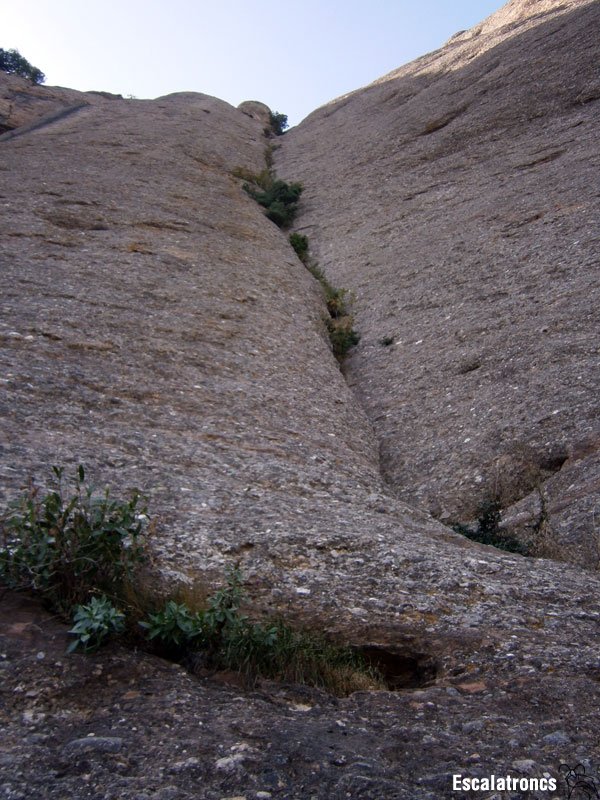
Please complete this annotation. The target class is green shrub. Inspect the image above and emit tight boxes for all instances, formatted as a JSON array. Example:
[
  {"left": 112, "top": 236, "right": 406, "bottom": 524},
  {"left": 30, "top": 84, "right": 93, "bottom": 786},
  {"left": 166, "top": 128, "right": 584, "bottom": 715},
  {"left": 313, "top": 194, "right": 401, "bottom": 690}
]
[
  {"left": 327, "top": 318, "right": 361, "bottom": 359},
  {"left": 140, "top": 568, "right": 382, "bottom": 694},
  {"left": 237, "top": 165, "right": 359, "bottom": 357},
  {"left": 2, "top": 465, "right": 380, "bottom": 690},
  {"left": 244, "top": 177, "right": 303, "bottom": 229},
  {"left": 452, "top": 498, "right": 530, "bottom": 554},
  {"left": 68, "top": 595, "right": 125, "bottom": 653},
  {"left": 268, "top": 111, "right": 289, "bottom": 136},
  {"left": 0, "top": 48, "right": 45, "bottom": 84},
  {"left": 0, "top": 466, "right": 148, "bottom": 613},
  {"left": 140, "top": 599, "right": 205, "bottom": 652},
  {"left": 288, "top": 232, "right": 360, "bottom": 359},
  {"left": 289, "top": 232, "right": 309, "bottom": 263},
  {"left": 325, "top": 286, "right": 350, "bottom": 319}
]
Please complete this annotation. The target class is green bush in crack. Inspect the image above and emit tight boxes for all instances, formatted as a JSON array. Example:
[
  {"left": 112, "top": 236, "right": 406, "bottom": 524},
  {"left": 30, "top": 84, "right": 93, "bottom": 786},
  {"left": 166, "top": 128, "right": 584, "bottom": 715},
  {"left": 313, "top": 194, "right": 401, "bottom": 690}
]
[
  {"left": 288, "top": 233, "right": 360, "bottom": 359},
  {"left": 268, "top": 111, "right": 289, "bottom": 136},
  {"left": 140, "top": 567, "right": 383, "bottom": 694},
  {"left": 289, "top": 232, "right": 309, "bottom": 263},
  {"left": 244, "top": 177, "right": 303, "bottom": 229}
]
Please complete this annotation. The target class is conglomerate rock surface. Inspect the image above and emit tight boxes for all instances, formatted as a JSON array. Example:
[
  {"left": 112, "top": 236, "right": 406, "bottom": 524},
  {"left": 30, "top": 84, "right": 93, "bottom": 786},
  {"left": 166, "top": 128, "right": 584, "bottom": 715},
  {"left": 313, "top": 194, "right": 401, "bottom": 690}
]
[
  {"left": 277, "top": 0, "right": 600, "bottom": 565},
  {"left": 1, "top": 1, "right": 599, "bottom": 798}
]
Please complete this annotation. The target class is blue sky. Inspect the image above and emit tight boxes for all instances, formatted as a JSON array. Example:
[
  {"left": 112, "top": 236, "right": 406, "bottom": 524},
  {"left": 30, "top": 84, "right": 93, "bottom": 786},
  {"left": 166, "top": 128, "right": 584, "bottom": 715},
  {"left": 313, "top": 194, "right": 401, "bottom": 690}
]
[{"left": 4, "top": 1, "right": 503, "bottom": 126}]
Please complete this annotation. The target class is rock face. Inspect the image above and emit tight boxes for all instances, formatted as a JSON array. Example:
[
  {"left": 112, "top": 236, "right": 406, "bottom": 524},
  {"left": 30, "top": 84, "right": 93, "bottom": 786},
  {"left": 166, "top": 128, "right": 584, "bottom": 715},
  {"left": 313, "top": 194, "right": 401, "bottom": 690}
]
[
  {"left": 277, "top": 0, "right": 600, "bottom": 564},
  {"left": 1, "top": 1, "right": 600, "bottom": 797},
  {"left": 0, "top": 71, "right": 111, "bottom": 135}
]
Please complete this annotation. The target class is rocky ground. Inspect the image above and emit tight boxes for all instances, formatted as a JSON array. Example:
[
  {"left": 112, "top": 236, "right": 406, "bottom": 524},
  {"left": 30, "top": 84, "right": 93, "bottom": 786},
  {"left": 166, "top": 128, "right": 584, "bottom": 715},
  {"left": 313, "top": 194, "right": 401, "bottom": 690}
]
[{"left": 2, "top": 590, "right": 599, "bottom": 800}]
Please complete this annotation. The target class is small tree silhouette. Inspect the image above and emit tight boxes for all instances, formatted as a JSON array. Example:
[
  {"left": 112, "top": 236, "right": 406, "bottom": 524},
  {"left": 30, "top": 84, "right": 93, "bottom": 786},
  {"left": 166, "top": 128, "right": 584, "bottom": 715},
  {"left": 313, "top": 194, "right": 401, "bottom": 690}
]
[{"left": 0, "top": 48, "right": 45, "bottom": 84}]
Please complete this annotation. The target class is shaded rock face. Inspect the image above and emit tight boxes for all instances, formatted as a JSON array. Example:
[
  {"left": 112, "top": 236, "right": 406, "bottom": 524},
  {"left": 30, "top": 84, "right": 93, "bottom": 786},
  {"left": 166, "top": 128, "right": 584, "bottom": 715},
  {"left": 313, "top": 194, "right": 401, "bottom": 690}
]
[
  {"left": 0, "top": 72, "right": 103, "bottom": 135},
  {"left": 1, "top": 2, "right": 600, "bottom": 797},
  {"left": 277, "top": 0, "right": 600, "bottom": 563}
]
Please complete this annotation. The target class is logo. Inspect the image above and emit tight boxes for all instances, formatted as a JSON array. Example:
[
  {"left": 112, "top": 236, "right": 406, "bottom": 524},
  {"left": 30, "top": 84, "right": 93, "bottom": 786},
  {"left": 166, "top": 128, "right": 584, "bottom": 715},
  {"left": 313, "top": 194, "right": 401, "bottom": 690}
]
[
  {"left": 560, "top": 764, "right": 600, "bottom": 799},
  {"left": 451, "top": 764, "right": 600, "bottom": 798}
]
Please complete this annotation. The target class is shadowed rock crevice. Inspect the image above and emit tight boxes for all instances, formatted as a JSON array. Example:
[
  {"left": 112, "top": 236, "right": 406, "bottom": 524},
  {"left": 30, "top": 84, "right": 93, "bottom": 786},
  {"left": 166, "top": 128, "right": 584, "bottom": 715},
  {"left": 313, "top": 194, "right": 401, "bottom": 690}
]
[{"left": 357, "top": 645, "right": 439, "bottom": 691}]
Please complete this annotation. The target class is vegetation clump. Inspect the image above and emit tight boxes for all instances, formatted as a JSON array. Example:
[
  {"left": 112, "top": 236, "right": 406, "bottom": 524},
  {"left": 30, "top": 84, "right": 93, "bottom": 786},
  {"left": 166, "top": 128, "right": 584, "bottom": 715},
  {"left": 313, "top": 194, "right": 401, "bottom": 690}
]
[
  {"left": 68, "top": 595, "right": 126, "bottom": 653},
  {"left": 326, "top": 317, "right": 361, "bottom": 358},
  {"left": 289, "top": 231, "right": 309, "bottom": 262},
  {"left": 233, "top": 155, "right": 360, "bottom": 358},
  {"left": 452, "top": 498, "right": 530, "bottom": 554},
  {"left": 141, "top": 568, "right": 383, "bottom": 694},
  {"left": 0, "top": 48, "right": 45, "bottom": 84},
  {"left": 242, "top": 172, "right": 303, "bottom": 229},
  {"left": 0, "top": 465, "right": 147, "bottom": 614},
  {"left": 1, "top": 467, "right": 380, "bottom": 694},
  {"left": 268, "top": 110, "right": 289, "bottom": 136},
  {"left": 289, "top": 232, "right": 360, "bottom": 359}
]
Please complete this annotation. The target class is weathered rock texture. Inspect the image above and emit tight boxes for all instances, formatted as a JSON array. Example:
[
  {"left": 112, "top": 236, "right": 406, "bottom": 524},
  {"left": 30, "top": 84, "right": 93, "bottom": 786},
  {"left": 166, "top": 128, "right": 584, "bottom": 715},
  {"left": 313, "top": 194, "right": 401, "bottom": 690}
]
[
  {"left": 278, "top": 0, "right": 600, "bottom": 564},
  {"left": 1, "top": 1, "right": 600, "bottom": 798}
]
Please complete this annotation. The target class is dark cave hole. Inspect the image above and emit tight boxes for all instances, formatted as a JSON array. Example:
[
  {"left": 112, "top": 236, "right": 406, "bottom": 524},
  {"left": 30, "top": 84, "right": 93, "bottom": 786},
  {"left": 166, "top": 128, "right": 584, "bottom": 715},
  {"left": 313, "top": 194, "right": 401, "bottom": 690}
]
[{"left": 356, "top": 645, "right": 439, "bottom": 691}]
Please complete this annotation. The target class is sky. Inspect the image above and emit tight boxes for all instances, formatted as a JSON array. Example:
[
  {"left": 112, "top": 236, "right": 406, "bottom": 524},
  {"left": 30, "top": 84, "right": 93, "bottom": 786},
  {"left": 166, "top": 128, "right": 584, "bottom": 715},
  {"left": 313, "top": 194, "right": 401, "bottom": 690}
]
[{"left": 3, "top": 0, "right": 504, "bottom": 127}]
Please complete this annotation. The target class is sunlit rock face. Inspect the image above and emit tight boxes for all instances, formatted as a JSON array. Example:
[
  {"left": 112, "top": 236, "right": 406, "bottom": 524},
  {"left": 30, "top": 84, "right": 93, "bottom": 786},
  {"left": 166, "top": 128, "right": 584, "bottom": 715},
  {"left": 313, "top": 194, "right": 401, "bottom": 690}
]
[{"left": 277, "top": 0, "right": 600, "bottom": 565}]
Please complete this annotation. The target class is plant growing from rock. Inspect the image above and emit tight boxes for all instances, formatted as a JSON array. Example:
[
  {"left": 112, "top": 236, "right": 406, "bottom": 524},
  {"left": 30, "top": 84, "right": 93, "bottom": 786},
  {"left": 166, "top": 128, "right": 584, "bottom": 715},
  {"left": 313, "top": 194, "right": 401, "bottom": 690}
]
[
  {"left": 289, "top": 232, "right": 360, "bottom": 359},
  {"left": 140, "top": 567, "right": 383, "bottom": 694},
  {"left": 289, "top": 232, "right": 309, "bottom": 263},
  {"left": 0, "top": 465, "right": 148, "bottom": 613},
  {"left": 268, "top": 111, "right": 289, "bottom": 136},
  {"left": 452, "top": 497, "right": 530, "bottom": 554},
  {"left": 243, "top": 175, "right": 303, "bottom": 229},
  {"left": 1, "top": 467, "right": 381, "bottom": 692}
]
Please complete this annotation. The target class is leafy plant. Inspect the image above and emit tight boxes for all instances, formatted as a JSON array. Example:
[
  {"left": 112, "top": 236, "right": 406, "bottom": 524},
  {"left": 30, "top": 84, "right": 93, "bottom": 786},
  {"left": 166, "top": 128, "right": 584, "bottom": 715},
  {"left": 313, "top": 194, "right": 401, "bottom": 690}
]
[
  {"left": 244, "top": 177, "right": 303, "bottom": 229},
  {"left": 289, "top": 233, "right": 360, "bottom": 359},
  {"left": 268, "top": 111, "right": 289, "bottom": 136},
  {"left": 3, "top": 468, "right": 379, "bottom": 691},
  {"left": 0, "top": 466, "right": 148, "bottom": 613},
  {"left": 140, "top": 568, "right": 382, "bottom": 694},
  {"left": 202, "top": 566, "right": 246, "bottom": 633},
  {"left": 0, "top": 48, "right": 45, "bottom": 84},
  {"left": 68, "top": 595, "right": 125, "bottom": 653},
  {"left": 139, "top": 599, "right": 205, "bottom": 651},
  {"left": 326, "top": 318, "right": 361, "bottom": 358}
]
